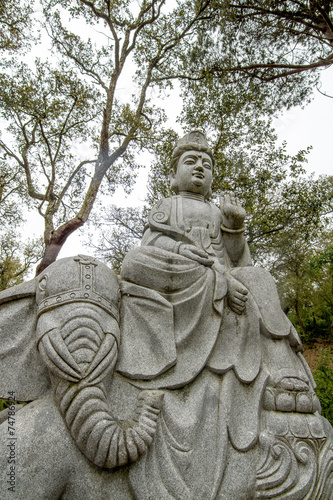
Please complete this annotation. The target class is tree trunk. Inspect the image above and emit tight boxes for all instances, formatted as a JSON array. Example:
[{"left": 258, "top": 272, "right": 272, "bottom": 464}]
[
  {"left": 36, "top": 167, "right": 107, "bottom": 275},
  {"left": 36, "top": 216, "right": 84, "bottom": 275}
]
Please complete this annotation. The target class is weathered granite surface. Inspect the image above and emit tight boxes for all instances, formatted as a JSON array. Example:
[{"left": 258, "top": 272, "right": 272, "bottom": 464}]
[{"left": 1, "top": 131, "right": 333, "bottom": 499}]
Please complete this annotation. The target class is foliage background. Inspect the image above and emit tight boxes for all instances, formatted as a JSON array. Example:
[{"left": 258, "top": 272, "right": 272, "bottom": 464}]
[{"left": 0, "top": 0, "right": 332, "bottom": 420}]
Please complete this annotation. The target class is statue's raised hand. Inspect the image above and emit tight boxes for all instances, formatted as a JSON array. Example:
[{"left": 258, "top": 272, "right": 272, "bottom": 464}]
[{"left": 220, "top": 192, "right": 246, "bottom": 230}]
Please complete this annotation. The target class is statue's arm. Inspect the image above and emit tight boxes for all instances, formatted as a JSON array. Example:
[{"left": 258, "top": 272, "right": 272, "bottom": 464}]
[
  {"left": 219, "top": 193, "right": 252, "bottom": 267},
  {"left": 222, "top": 232, "right": 252, "bottom": 267},
  {"left": 142, "top": 227, "right": 184, "bottom": 253}
]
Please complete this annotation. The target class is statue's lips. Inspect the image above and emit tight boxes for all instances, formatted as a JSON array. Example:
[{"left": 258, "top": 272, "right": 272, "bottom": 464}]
[{"left": 192, "top": 172, "right": 205, "bottom": 180}]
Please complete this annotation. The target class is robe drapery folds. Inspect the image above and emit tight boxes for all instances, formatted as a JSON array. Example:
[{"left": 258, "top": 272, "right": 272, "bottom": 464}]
[
  {"left": 116, "top": 195, "right": 309, "bottom": 498},
  {"left": 117, "top": 195, "right": 300, "bottom": 390},
  {"left": 119, "top": 245, "right": 227, "bottom": 387}
]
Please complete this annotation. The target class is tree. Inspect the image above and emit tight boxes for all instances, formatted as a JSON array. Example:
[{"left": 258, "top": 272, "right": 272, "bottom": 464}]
[
  {"left": 305, "top": 239, "right": 333, "bottom": 340},
  {"left": 178, "top": 0, "right": 333, "bottom": 113},
  {"left": 0, "top": 159, "right": 26, "bottom": 226},
  {"left": 0, "top": 0, "right": 35, "bottom": 52},
  {"left": 88, "top": 205, "right": 145, "bottom": 273},
  {"left": 0, "top": 153, "right": 43, "bottom": 286},
  {"left": 0, "top": 0, "right": 219, "bottom": 274},
  {"left": 0, "top": 59, "right": 102, "bottom": 271},
  {"left": 0, "top": 0, "right": 332, "bottom": 278},
  {"left": 0, "top": 233, "right": 43, "bottom": 290},
  {"left": 312, "top": 242, "right": 333, "bottom": 331},
  {"left": 220, "top": 1, "right": 333, "bottom": 82},
  {"left": 275, "top": 234, "right": 333, "bottom": 344}
]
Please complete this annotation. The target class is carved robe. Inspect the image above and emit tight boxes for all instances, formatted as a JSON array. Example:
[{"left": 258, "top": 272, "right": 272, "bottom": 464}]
[
  {"left": 118, "top": 195, "right": 302, "bottom": 388},
  {"left": 115, "top": 195, "right": 313, "bottom": 499}
]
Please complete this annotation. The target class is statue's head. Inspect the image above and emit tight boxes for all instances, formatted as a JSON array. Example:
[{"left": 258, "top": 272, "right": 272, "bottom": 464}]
[{"left": 170, "top": 130, "right": 214, "bottom": 199}]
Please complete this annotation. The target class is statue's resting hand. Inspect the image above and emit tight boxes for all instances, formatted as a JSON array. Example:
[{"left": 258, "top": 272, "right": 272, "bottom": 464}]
[
  {"left": 179, "top": 244, "right": 214, "bottom": 266},
  {"left": 227, "top": 275, "right": 248, "bottom": 315}
]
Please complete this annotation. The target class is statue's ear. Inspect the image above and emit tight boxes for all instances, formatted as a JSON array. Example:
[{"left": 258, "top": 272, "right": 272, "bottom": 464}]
[
  {"left": 0, "top": 279, "right": 51, "bottom": 401},
  {"left": 169, "top": 170, "right": 178, "bottom": 194}
]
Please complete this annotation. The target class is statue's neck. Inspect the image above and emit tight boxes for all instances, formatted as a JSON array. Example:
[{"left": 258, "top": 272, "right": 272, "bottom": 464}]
[{"left": 179, "top": 191, "right": 206, "bottom": 203}]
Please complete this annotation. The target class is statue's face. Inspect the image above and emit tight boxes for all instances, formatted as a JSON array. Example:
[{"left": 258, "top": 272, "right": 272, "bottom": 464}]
[{"left": 172, "top": 150, "right": 213, "bottom": 197}]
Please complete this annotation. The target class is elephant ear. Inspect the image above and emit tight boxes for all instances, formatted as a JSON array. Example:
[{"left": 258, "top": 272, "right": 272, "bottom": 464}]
[{"left": 0, "top": 279, "right": 51, "bottom": 401}]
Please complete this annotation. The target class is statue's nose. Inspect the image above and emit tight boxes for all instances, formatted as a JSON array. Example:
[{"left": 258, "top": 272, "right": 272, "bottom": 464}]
[{"left": 194, "top": 160, "right": 204, "bottom": 170}]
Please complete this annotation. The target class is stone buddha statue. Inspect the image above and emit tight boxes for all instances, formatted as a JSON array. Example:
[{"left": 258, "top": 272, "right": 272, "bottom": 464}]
[{"left": 0, "top": 131, "right": 332, "bottom": 499}]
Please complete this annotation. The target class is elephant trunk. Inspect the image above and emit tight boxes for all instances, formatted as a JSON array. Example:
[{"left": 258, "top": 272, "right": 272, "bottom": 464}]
[
  {"left": 37, "top": 303, "right": 163, "bottom": 469},
  {"left": 53, "top": 377, "right": 163, "bottom": 468}
]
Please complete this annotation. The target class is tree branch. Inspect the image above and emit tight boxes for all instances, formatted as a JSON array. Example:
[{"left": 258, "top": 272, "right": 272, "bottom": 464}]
[
  {"left": 54, "top": 159, "right": 96, "bottom": 213},
  {"left": 211, "top": 53, "right": 333, "bottom": 82}
]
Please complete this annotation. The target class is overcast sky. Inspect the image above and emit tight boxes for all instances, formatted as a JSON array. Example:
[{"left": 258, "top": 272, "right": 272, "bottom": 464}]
[{"left": 273, "top": 65, "right": 333, "bottom": 178}]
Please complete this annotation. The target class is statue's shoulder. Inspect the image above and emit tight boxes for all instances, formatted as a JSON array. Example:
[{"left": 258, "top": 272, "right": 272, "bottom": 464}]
[{"left": 149, "top": 196, "right": 174, "bottom": 226}]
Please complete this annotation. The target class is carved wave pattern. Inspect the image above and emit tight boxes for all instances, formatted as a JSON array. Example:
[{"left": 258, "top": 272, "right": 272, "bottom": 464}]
[
  {"left": 310, "top": 439, "right": 333, "bottom": 500},
  {"left": 38, "top": 305, "right": 164, "bottom": 469},
  {"left": 256, "top": 430, "right": 333, "bottom": 499},
  {"left": 256, "top": 433, "right": 318, "bottom": 499},
  {"left": 38, "top": 307, "right": 116, "bottom": 384}
]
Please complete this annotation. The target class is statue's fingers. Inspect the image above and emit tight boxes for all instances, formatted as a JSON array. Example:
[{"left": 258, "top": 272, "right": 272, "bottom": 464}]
[
  {"left": 231, "top": 297, "right": 246, "bottom": 307},
  {"left": 230, "top": 193, "right": 240, "bottom": 207},
  {"left": 229, "top": 303, "right": 245, "bottom": 315},
  {"left": 234, "top": 291, "right": 248, "bottom": 302},
  {"left": 236, "top": 286, "right": 248, "bottom": 296},
  {"left": 223, "top": 192, "right": 231, "bottom": 204},
  {"left": 219, "top": 191, "right": 227, "bottom": 205},
  {"left": 184, "top": 248, "right": 214, "bottom": 266},
  {"left": 191, "top": 247, "right": 209, "bottom": 258},
  {"left": 195, "top": 255, "right": 214, "bottom": 266}
]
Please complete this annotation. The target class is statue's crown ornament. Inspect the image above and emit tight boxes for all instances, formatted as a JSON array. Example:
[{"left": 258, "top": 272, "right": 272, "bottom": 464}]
[{"left": 176, "top": 130, "right": 209, "bottom": 149}]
